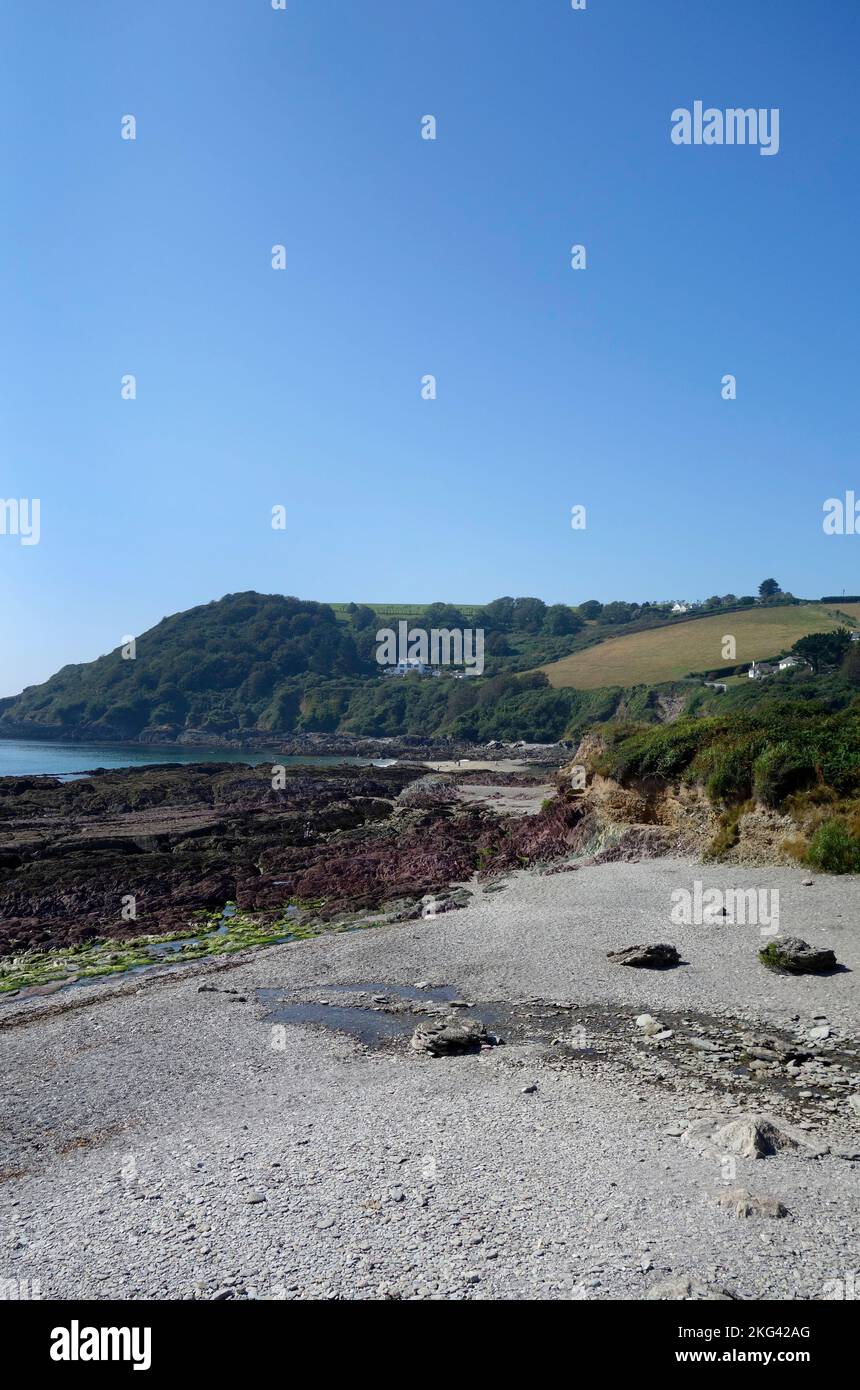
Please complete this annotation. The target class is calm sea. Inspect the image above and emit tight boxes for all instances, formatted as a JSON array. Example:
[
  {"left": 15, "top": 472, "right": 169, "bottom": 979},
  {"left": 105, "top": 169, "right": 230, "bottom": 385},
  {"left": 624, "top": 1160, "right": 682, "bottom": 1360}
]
[{"left": 0, "top": 739, "right": 391, "bottom": 779}]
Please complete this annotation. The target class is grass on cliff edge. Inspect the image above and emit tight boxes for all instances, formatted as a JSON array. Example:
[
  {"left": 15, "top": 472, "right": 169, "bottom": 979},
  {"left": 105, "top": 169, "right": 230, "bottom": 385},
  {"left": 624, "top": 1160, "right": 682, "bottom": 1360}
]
[
  {"left": 598, "top": 702, "right": 860, "bottom": 804},
  {"left": 597, "top": 702, "right": 860, "bottom": 868}
]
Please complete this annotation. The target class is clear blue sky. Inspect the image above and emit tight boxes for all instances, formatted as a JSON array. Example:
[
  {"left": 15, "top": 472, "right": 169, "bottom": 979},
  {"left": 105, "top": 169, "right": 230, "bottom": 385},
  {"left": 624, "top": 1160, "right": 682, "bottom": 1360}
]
[{"left": 2, "top": 0, "right": 859, "bottom": 694}]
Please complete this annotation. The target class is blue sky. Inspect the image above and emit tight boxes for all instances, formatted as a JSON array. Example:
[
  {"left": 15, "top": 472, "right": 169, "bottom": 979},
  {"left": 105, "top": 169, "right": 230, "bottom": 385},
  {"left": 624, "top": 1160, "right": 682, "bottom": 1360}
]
[{"left": 2, "top": 0, "right": 859, "bottom": 694}]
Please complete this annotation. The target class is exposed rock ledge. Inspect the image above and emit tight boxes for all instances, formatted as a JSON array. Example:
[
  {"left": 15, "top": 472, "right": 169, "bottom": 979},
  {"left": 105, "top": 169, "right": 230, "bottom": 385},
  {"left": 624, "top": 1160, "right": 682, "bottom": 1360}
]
[{"left": 557, "top": 735, "right": 797, "bottom": 867}]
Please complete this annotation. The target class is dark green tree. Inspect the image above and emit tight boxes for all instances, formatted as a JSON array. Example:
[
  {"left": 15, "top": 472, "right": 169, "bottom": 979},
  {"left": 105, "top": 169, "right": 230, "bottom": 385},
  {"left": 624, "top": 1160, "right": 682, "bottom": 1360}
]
[
  {"left": 841, "top": 642, "right": 860, "bottom": 688},
  {"left": 576, "top": 600, "right": 603, "bottom": 620},
  {"left": 474, "top": 597, "right": 515, "bottom": 630},
  {"left": 599, "top": 601, "right": 637, "bottom": 625},
  {"left": 348, "top": 603, "right": 377, "bottom": 630},
  {"left": 422, "top": 603, "right": 466, "bottom": 629},
  {"left": 511, "top": 597, "right": 547, "bottom": 632},
  {"left": 759, "top": 578, "right": 782, "bottom": 599},
  {"left": 543, "top": 604, "right": 583, "bottom": 636},
  {"left": 791, "top": 628, "right": 851, "bottom": 672}
]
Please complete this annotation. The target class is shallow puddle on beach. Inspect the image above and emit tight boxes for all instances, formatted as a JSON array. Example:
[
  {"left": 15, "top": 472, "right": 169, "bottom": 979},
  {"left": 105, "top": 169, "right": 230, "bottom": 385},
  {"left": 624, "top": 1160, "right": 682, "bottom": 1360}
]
[
  {"left": 256, "top": 984, "right": 605, "bottom": 1053},
  {"left": 253, "top": 989, "right": 854, "bottom": 1123},
  {"left": 257, "top": 982, "right": 460, "bottom": 1046},
  {"left": 264, "top": 1001, "right": 414, "bottom": 1046}
]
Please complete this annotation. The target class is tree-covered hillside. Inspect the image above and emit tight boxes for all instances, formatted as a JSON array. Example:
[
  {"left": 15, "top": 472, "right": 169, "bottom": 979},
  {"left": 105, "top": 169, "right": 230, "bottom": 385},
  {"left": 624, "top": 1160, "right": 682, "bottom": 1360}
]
[
  {"left": 2, "top": 594, "right": 371, "bottom": 740},
  {"left": 0, "top": 591, "right": 610, "bottom": 742},
  {"left": 6, "top": 590, "right": 854, "bottom": 746}
]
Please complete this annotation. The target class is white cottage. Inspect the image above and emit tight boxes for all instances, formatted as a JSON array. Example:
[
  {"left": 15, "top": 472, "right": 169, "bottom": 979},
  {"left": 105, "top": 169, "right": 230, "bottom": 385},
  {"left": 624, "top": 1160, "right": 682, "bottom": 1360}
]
[
  {"left": 777, "top": 655, "right": 809, "bottom": 672},
  {"left": 748, "top": 661, "right": 775, "bottom": 680}
]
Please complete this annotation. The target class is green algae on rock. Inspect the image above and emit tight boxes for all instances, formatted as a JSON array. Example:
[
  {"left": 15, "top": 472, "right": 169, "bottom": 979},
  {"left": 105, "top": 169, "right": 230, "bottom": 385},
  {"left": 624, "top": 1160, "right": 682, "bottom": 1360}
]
[
  {"left": 0, "top": 907, "right": 330, "bottom": 995},
  {"left": 758, "top": 936, "right": 838, "bottom": 975}
]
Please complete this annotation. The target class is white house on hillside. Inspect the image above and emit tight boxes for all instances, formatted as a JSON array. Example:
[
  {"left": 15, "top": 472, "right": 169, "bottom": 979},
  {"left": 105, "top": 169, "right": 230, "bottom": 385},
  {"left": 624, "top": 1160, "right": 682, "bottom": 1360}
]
[
  {"left": 777, "top": 655, "right": 811, "bottom": 672},
  {"left": 748, "top": 660, "right": 776, "bottom": 680},
  {"left": 391, "top": 658, "right": 434, "bottom": 676}
]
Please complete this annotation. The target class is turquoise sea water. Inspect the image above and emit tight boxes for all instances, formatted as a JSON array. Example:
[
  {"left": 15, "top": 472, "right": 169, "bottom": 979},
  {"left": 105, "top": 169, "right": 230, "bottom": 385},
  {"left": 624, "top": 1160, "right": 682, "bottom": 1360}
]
[{"left": 0, "top": 739, "right": 389, "bottom": 779}]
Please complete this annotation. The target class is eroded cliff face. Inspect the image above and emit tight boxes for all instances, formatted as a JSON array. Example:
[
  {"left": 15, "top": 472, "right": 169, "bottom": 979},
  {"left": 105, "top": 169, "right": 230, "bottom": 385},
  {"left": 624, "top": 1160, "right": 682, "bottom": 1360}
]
[{"left": 558, "top": 736, "right": 797, "bottom": 866}]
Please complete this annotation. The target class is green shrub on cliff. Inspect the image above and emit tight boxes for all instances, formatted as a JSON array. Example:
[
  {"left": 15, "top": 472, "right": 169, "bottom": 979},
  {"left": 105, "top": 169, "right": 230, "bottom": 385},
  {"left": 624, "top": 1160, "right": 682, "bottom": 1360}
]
[
  {"left": 752, "top": 742, "right": 817, "bottom": 807},
  {"left": 805, "top": 820, "right": 860, "bottom": 873},
  {"left": 600, "top": 701, "right": 860, "bottom": 810}
]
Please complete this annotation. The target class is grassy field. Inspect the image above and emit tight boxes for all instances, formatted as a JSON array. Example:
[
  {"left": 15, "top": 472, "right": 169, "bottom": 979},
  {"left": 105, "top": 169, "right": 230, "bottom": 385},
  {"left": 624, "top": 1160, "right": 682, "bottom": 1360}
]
[{"left": 539, "top": 604, "right": 857, "bottom": 690}]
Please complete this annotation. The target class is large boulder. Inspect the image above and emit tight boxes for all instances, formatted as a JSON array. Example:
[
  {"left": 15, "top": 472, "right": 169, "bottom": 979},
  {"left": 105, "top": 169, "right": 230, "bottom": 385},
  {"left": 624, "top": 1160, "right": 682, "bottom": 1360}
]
[
  {"left": 758, "top": 937, "right": 837, "bottom": 975},
  {"left": 682, "top": 1113, "right": 810, "bottom": 1161},
  {"left": 411, "top": 1017, "right": 489, "bottom": 1056}
]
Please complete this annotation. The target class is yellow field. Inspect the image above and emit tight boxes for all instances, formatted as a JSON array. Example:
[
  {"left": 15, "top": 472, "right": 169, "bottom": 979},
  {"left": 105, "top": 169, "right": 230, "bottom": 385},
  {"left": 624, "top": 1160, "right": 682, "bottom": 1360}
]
[{"left": 539, "top": 604, "right": 855, "bottom": 690}]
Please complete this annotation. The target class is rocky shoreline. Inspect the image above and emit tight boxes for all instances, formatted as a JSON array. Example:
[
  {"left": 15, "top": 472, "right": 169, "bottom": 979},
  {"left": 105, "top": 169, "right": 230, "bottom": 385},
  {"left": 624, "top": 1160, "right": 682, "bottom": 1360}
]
[
  {"left": 1, "top": 749, "right": 857, "bottom": 1303},
  {"left": 0, "top": 727, "right": 572, "bottom": 765},
  {"left": 0, "top": 758, "right": 565, "bottom": 962}
]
